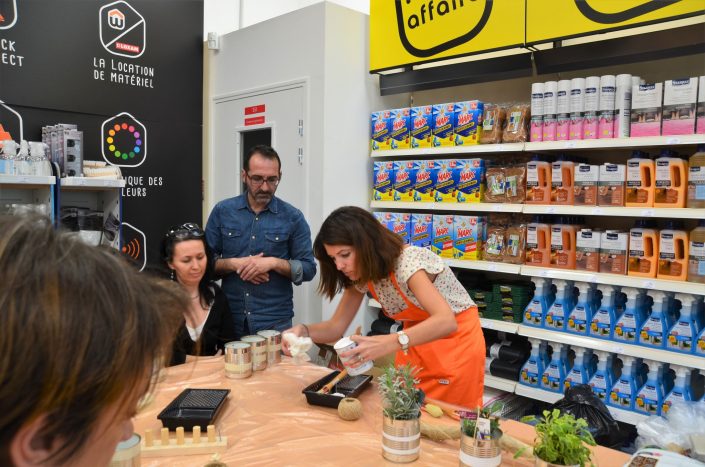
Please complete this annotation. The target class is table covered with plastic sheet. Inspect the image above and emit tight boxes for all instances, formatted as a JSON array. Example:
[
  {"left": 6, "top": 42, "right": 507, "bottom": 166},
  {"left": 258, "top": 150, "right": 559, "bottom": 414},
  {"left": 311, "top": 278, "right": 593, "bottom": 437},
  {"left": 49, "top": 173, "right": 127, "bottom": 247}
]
[{"left": 133, "top": 356, "right": 630, "bottom": 466}]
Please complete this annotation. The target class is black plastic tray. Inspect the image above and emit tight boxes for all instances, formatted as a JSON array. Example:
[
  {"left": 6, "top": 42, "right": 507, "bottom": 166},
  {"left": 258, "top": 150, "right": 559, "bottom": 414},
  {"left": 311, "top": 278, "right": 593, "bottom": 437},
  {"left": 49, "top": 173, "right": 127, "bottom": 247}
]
[
  {"left": 157, "top": 388, "right": 230, "bottom": 431},
  {"left": 302, "top": 370, "right": 372, "bottom": 408}
]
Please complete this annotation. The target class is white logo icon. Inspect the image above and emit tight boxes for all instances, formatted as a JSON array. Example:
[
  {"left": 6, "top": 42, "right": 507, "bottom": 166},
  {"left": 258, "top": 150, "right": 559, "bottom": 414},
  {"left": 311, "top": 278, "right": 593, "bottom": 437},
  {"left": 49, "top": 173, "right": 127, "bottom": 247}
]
[
  {"left": 107, "top": 8, "right": 125, "bottom": 30},
  {"left": 0, "top": 0, "right": 18, "bottom": 30},
  {"left": 99, "top": 1, "right": 146, "bottom": 58}
]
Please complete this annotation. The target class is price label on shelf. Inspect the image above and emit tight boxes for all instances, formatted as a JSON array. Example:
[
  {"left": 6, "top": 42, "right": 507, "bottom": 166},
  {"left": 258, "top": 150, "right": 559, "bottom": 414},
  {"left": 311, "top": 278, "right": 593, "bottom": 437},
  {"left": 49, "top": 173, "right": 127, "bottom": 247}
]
[
  {"left": 492, "top": 204, "right": 502, "bottom": 212},
  {"left": 488, "top": 264, "right": 498, "bottom": 272},
  {"left": 546, "top": 207, "right": 556, "bottom": 214},
  {"left": 641, "top": 209, "right": 654, "bottom": 217},
  {"left": 539, "top": 270, "right": 549, "bottom": 277},
  {"left": 588, "top": 275, "right": 598, "bottom": 283},
  {"left": 19, "top": 177, "right": 28, "bottom": 183},
  {"left": 591, "top": 208, "right": 603, "bottom": 215},
  {"left": 642, "top": 280, "right": 655, "bottom": 289},
  {"left": 564, "top": 141, "right": 577, "bottom": 148},
  {"left": 666, "top": 137, "right": 681, "bottom": 145}
]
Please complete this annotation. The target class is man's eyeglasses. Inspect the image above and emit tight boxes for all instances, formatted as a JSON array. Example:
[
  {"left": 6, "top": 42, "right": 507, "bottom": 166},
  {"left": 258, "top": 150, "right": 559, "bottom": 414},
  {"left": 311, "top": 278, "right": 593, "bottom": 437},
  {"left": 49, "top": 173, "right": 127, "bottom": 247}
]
[
  {"left": 246, "top": 173, "right": 280, "bottom": 187},
  {"left": 166, "top": 222, "right": 205, "bottom": 240}
]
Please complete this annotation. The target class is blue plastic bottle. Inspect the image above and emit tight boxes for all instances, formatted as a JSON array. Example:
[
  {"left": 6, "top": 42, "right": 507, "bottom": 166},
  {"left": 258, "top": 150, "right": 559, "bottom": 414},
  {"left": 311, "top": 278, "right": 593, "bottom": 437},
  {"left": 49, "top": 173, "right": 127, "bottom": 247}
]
[
  {"left": 635, "top": 359, "right": 664, "bottom": 415},
  {"left": 588, "top": 350, "right": 614, "bottom": 403},
  {"left": 519, "top": 338, "right": 545, "bottom": 387},
  {"left": 567, "top": 282, "right": 593, "bottom": 335},
  {"left": 541, "top": 343, "right": 567, "bottom": 393},
  {"left": 662, "top": 365, "right": 693, "bottom": 415},
  {"left": 609, "top": 355, "right": 639, "bottom": 411},
  {"left": 638, "top": 291, "right": 670, "bottom": 348},
  {"left": 591, "top": 285, "right": 618, "bottom": 339},
  {"left": 565, "top": 347, "right": 593, "bottom": 390},
  {"left": 614, "top": 287, "right": 643, "bottom": 344},
  {"left": 667, "top": 294, "right": 698, "bottom": 353},
  {"left": 546, "top": 280, "right": 573, "bottom": 331},
  {"left": 523, "top": 278, "right": 552, "bottom": 327}
]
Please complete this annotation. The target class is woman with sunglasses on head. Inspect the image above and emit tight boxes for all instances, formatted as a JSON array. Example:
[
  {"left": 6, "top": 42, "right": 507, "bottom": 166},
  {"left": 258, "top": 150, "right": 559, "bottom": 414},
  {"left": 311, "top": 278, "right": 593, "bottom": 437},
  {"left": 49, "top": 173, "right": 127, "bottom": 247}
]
[
  {"left": 283, "top": 206, "right": 485, "bottom": 409},
  {"left": 162, "top": 222, "right": 237, "bottom": 365}
]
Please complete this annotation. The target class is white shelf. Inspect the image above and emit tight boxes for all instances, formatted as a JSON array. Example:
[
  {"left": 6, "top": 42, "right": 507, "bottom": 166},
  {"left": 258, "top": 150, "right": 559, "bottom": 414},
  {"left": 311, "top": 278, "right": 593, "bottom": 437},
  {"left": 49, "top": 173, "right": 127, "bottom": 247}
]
[
  {"left": 608, "top": 407, "right": 649, "bottom": 426},
  {"left": 370, "top": 201, "right": 523, "bottom": 213},
  {"left": 480, "top": 318, "right": 520, "bottom": 333},
  {"left": 445, "top": 259, "right": 522, "bottom": 274},
  {"left": 0, "top": 175, "right": 55, "bottom": 186},
  {"left": 370, "top": 143, "right": 524, "bottom": 158},
  {"left": 521, "top": 266, "right": 705, "bottom": 296},
  {"left": 517, "top": 325, "right": 705, "bottom": 370},
  {"left": 515, "top": 384, "right": 564, "bottom": 404},
  {"left": 522, "top": 204, "right": 705, "bottom": 219},
  {"left": 484, "top": 375, "right": 517, "bottom": 392},
  {"left": 369, "top": 299, "right": 382, "bottom": 309},
  {"left": 525, "top": 134, "right": 705, "bottom": 152},
  {"left": 60, "top": 177, "right": 125, "bottom": 189}
]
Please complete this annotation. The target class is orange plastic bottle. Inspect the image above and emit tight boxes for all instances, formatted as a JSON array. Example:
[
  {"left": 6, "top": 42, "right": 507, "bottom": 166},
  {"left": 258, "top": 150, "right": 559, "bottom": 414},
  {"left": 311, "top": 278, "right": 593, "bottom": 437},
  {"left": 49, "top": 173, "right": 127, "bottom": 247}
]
[
  {"left": 551, "top": 157, "right": 575, "bottom": 205},
  {"left": 657, "top": 220, "right": 689, "bottom": 281},
  {"left": 526, "top": 215, "right": 552, "bottom": 266},
  {"left": 526, "top": 157, "right": 552, "bottom": 204},
  {"left": 628, "top": 219, "right": 659, "bottom": 278},
  {"left": 654, "top": 149, "right": 688, "bottom": 208},
  {"left": 551, "top": 216, "right": 578, "bottom": 269},
  {"left": 625, "top": 150, "right": 655, "bottom": 207}
]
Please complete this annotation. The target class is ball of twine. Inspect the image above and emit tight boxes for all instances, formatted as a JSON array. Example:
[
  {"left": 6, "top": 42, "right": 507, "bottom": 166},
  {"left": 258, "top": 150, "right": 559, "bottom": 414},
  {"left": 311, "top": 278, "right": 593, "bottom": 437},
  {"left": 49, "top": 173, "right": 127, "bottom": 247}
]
[{"left": 338, "top": 397, "right": 363, "bottom": 421}]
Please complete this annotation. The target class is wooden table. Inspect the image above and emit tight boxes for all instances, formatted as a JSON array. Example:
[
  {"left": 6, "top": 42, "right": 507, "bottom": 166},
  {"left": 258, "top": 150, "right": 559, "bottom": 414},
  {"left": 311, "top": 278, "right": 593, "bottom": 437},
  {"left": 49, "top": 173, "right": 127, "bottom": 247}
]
[{"left": 133, "top": 356, "right": 630, "bottom": 466}]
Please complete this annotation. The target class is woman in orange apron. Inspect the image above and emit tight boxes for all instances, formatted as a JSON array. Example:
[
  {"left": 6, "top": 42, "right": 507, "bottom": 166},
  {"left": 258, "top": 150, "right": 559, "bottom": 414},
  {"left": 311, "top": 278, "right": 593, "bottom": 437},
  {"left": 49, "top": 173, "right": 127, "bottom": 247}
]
[{"left": 283, "top": 206, "right": 484, "bottom": 409}]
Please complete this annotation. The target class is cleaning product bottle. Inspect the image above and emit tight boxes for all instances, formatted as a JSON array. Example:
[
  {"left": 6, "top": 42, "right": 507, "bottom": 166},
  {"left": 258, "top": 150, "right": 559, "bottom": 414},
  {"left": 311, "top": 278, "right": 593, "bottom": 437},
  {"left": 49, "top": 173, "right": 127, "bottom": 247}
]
[
  {"left": 654, "top": 149, "right": 688, "bottom": 208},
  {"left": 526, "top": 156, "right": 552, "bottom": 204},
  {"left": 609, "top": 356, "right": 639, "bottom": 411},
  {"left": 628, "top": 219, "right": 659, "bottom": 278},
  {"left": 523, "top": 278, "right": 552, "bottom": 327},
  {"left": 635, "top": 359, "right": 665, "bottom": 415},
  {"left": 662, "top": 365, "right": 693, "bottom": 414},
  {"left": 687, "top": 144, "right": 705, "bottom": 208},
  {"left": 541, "top": 343, "right": 567, "bottom": 393},
  {"left": 0, "top": 139, "right": 18, "bottom": 175},
  {"left": 551, "top": 156, "right": 575, "bottom": 205},
  {"left": 546, "top": 280, "right": 572, "bottom": 331},
  {"left": 589, "top": 351, "right": 615, "bottom": 402},
  {"left": 526, "top": 215, "right": 552, "bottom": 266},
  {"left": 667, "top": 294, "right": 698, "bottom": 353},
  {"left": 567, "top": 282, "right": 593, "bottom": 335},
  {"left": 688, "top": 220, "right": 705, "bottom": 283},
  {"left": 591, "top": 285, "right": 618, "bottom": 339},
  {"left": 565, "top": 347, "right": 593, "bottom": 389},
  {"left": 520, "top": 338, "right": 546, "bottom": 387},
  {"left": 658, "top": 220, "right": 690, "bottom": 281},
  {"left": 551, "top": 217, "right": 577, "bottom": 269},
  {"left": 614, "top": 287, "right": 643, "bottom": 344},
  {"left": 626, "top": 150, "right": 655, "bottom": 207},
  {"left": 16, "top": 140, "right": 30, "bottom": 176},
  {"left": 638, "top": 291, "right": 670, "bottom": 348}
]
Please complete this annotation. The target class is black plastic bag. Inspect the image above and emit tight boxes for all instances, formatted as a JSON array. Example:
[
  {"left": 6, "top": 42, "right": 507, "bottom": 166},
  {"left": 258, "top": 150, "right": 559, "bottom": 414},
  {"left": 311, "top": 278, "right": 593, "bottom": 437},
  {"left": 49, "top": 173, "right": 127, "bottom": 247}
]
[{"left": 554, "top": 384, "right": 622, "bottom": 448}]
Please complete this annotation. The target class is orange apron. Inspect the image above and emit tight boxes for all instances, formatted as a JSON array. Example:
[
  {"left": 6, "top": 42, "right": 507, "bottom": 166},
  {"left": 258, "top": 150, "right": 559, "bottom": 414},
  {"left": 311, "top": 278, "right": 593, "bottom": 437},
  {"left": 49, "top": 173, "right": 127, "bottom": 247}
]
[{"left": 368, "top": 273, "right": 485, "bottom": 408}]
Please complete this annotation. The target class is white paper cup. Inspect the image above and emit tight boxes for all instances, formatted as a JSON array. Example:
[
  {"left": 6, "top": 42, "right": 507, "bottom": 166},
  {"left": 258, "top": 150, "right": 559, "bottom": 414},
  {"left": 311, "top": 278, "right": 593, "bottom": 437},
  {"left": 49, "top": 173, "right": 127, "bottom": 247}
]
[{"left": 334, "top": 336, "right": 373, "bottom": 376}]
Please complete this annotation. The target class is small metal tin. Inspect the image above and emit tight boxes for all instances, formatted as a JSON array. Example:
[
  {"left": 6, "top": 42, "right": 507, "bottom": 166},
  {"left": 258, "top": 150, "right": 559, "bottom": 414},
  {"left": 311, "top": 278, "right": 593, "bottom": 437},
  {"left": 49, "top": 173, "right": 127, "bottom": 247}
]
[
  {"left": 224, "top": 341, "right": 253, "bottom": 379},
  {"left": 241, "top": 335, "right": 268, "bottom": 371},
  {"left": 257, "top": 329, "right": 282, "bottom": 364}
]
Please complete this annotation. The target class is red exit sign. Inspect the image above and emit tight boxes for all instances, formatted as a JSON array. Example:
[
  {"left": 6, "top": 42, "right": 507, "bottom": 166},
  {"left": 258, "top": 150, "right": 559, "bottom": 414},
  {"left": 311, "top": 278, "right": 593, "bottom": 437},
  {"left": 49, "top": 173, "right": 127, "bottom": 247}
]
[
  {"left": 245, "top": 116, "right": 265, "bottom": 126},
  {"left": 244, "top": 105, "right": 265, "bottom": 115}
]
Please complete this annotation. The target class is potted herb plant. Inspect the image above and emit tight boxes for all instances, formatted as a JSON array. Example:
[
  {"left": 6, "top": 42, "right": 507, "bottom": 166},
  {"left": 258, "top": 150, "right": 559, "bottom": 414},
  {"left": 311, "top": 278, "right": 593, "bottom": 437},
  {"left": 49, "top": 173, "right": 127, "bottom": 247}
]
[
  {"left": 377, "top": 364, "right": 423, "bottom": 463},
  {"left": 459, "top": 401, "right": 504, "bottom": 467},
  {"left": 532, "top": 409, "right": 596, "bottom": 467}
]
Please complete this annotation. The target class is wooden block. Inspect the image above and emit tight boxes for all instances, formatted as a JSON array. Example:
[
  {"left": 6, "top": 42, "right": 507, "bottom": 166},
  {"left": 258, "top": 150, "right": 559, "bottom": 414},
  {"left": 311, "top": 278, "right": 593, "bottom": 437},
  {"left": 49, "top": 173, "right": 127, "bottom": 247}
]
[
  {"left": 176, "top": 427, "right": 185, "bottom": 445},
  {"left": 160, "top": 428, "right": 169, "bottom": 446},
  {"left": 144, "top": 429, "right": 153, "bottom": 447},
  {"left": 207, "top": 425, "right": 215, "bottom": 443},
  {"left": 141, "top": 435, "right": 228, "bottom": 458},
  {"left": 193, "top": 426, "right": 201, "bottom": 444}
]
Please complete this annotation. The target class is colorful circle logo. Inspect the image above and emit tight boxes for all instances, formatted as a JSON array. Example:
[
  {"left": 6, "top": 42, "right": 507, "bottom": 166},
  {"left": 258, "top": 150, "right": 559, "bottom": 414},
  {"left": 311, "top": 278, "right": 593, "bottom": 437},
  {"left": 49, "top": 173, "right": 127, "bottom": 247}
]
[
  {"left": 106, "top": 122, "right": 142, "bottom": 160},
  {"left": 101, "top": 112, "right": 147, "bottom": 167}
]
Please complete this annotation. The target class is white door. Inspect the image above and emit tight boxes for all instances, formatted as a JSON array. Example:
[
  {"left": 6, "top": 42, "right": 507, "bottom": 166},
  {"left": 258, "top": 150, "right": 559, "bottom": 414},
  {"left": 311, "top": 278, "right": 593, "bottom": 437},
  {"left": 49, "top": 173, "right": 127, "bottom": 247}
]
[{"left": 211, "top": 83, "right": 312, "bottom": 324}]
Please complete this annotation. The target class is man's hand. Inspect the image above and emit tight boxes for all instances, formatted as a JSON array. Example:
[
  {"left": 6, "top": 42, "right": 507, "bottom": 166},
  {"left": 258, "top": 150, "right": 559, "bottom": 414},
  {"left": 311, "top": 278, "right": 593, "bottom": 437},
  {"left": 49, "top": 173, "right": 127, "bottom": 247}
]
[{"left": 238, "top": 253, "right": 275, "bottom": 282}]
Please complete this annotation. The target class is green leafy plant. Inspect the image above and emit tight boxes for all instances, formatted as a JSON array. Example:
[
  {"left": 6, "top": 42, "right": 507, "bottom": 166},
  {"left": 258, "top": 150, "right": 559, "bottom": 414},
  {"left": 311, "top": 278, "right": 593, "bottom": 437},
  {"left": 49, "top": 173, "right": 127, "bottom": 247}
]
[
  {"left": 530, "top": 409, "right": 596, "bottom": 467},
  {"left": 460, "top": 401, "right": 504, "bottom": 439},
  {"left": 377, "top": 363, "right": 422, "bottom": 420}
]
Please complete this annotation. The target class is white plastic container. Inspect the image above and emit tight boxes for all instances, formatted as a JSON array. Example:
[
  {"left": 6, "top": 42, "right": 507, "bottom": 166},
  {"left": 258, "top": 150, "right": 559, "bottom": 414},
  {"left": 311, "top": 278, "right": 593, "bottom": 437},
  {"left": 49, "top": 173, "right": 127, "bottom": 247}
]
[
  {"left": 615, "top": 74, "right": 633, "bottom": 138},
  {"left": 334, "top": 336, "right": 374, "bottom": 376}
]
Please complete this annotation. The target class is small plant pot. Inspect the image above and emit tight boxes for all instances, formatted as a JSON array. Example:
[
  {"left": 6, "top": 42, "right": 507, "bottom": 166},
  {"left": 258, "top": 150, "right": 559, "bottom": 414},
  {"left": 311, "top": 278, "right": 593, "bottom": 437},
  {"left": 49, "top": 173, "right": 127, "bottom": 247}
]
[
  {"left": 459, "top": 433, "right": 502, "bottom": 467},
  {"left": 381, "top": 415, "right": 420, "bottom": 463},
  {"left": 534, "top": 458, "right": 580, "bottom": 467}
]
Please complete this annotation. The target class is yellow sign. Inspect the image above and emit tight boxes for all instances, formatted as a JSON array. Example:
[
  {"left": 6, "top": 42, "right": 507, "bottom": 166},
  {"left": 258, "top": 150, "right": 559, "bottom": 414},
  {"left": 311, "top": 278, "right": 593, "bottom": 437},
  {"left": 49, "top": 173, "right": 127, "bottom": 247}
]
[
  {"left": 369, "top": 0, "right": 525, "bottom": 72},
  {"left": 527, "top": 0, "right": 705, "bottom": 44}
]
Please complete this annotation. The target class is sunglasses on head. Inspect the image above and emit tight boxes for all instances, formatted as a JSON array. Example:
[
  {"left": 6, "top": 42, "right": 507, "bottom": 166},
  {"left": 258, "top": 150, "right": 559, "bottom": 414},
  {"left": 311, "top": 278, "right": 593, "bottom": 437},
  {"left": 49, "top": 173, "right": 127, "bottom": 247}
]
[{"left": 166, "top": 222, "right": 205, "bottom": 240}]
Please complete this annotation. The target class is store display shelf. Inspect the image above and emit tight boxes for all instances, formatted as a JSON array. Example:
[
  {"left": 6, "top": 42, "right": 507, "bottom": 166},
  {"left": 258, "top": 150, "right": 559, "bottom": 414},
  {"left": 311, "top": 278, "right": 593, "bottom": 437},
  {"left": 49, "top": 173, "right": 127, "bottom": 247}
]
[
  {"left": 0, "top": 175, "right": 56, "bottom": 186},
  {"left": 370, "top": 143, "right": 524, "bottom": 158},
  {"left": 525, "top": 134, "right": 705, "bottom": 152},
  {"left": 522, "top": 204, "right": 705, "bottom": 219},
  {"left": 480, "top": 318, "right": 520, "bottom": 333},
  {"left": 370, "top": 201, "right": 523, "bottom": 213},
  {"left": 60, "top": 177, "right": 125, "bottom": 189},
  {"left": 518, "top": 325, "right": 705, "bottom": 370},
  {"left": 521, "top": 266, "right": 705, "bottom": 296},
  {"left": 446, "top": 259, "right": 522, "bottom": 274},
  {"left": 484, "top": 375, "right": 517, "bottom": 392}
]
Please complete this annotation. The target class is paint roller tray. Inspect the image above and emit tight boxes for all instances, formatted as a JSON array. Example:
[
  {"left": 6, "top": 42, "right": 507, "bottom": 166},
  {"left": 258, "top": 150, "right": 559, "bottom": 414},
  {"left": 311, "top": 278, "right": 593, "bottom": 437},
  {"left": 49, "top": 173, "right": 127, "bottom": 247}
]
[
  {"left": 157, "top": 388, "right": 230, "bottom": 431},
  {"left": 302, "top": 370, "right": 372, "bottom": 408}
]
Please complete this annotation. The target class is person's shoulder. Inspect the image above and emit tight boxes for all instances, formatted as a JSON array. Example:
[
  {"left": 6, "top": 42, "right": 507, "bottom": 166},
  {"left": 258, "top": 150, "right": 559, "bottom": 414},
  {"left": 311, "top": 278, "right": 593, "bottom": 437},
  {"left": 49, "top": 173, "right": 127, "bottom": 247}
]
[
  {"left": 274, "top": 197, "right": 306, "bottom": 219},
  {"left": 214, "top": 194, "right": 245, "bottom": 210}
]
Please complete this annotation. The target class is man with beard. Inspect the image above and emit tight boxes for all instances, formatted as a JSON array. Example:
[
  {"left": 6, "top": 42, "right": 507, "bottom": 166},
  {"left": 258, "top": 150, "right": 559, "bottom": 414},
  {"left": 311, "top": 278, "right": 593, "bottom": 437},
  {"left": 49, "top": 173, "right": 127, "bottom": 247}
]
[{"left": 205, "top": 145, "right": 316, "bottom": 336}]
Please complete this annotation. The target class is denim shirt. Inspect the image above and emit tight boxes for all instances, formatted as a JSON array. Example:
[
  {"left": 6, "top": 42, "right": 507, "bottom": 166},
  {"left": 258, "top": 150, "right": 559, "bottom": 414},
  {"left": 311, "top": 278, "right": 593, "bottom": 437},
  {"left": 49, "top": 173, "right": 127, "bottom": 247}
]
[{"left": 205, "top": 194, "right": 316, "bottom": 336}]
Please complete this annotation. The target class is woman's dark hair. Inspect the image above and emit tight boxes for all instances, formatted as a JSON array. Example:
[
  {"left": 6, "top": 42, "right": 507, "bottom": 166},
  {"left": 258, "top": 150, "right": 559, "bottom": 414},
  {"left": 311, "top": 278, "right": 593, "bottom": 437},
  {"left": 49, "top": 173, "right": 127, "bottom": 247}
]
[
  {"left": 0, "top": 215, "right": 186, "bottom": 464},
  {"left": 161, "top": 222, "right": 216, "bottom": 306},
  {"left": 314, "top": 206, "right": 403, "bottom": 299}
]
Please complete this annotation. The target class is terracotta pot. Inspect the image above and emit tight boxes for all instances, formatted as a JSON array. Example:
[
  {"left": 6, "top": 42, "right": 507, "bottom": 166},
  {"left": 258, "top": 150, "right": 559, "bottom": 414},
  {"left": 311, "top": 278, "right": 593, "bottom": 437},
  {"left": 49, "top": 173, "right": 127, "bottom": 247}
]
[
  {"left": 381, "top": 415, "right": 420, "bottom": 463},
  {"left": 459, "top": 433, "right": 502, "bottom": 467}
]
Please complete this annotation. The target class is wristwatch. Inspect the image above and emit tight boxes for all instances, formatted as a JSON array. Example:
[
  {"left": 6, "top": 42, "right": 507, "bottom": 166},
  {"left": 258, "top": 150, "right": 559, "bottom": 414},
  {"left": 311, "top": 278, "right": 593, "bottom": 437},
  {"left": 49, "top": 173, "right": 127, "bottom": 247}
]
[{"left": 396, "top": 331, "right": 410, "bottom": 355}]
